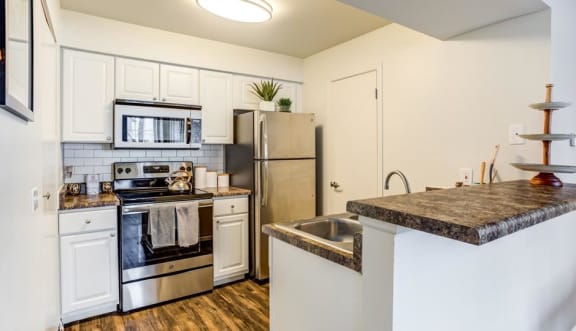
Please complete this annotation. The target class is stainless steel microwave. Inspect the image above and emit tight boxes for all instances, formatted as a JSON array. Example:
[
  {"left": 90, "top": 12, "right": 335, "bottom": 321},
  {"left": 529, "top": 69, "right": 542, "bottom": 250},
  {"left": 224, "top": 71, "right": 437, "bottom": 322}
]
[{"left": 113, "top": 99, "right": 202, "bottom": 149}]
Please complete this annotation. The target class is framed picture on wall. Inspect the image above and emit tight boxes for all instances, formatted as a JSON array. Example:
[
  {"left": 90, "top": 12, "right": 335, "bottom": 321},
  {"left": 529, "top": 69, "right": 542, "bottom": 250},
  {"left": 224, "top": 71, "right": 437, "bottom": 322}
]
[{"left": 0, "top": 0, "right": 34, "bottom": 121}]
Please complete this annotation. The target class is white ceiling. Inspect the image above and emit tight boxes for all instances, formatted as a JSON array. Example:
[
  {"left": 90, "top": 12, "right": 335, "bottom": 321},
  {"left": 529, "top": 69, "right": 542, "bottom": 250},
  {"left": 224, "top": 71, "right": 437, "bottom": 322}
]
[
  {"left": 339, "top": 0, "right": 549, "bottom": 40},
  {"left": 59, "top": 0, "right": 391, "bottom": 58}
]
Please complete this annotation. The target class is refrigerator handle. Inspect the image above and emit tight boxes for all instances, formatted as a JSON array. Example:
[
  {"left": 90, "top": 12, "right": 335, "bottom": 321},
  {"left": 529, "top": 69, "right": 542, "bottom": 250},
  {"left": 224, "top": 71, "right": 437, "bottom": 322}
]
[
  {"left": 262, "top": 160, "right": 269, "bottom": 207},
  {"left": 260, "top": 115, "right": 269, "bottom": 159}
]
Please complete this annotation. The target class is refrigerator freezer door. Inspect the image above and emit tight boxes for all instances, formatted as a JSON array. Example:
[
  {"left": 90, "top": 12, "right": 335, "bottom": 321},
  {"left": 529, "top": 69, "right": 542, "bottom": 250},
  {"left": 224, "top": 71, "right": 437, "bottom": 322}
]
[
  {"left": 254, "top": 159, "right": 316, "bottom": 280},
  {"left": 255, "top": 111, "right": 315, "bottom": 160}
]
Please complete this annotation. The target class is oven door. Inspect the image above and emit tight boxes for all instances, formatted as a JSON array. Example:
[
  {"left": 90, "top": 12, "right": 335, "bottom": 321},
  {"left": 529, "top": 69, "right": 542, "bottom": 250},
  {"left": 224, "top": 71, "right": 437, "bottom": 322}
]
[
  {"left": 114, "top": 104, "right": 192, "bottom": 149},
  {"left": 120, "top": 199, "right": 213, "bottom": 282}
]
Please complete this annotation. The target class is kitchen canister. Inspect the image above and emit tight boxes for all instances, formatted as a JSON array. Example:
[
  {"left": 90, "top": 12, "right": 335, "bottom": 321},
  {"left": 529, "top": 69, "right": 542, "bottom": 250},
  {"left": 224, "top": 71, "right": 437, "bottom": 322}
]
[
  {"left": 194, "top": 166, "right": 207, "bottom": 188},
  {"left": 217, "top": 173, "right": 230, "bottom": 188},
  {"left": 86, "top": 174, "right": 100, "bottom": 196},
  {"left": 206, "top": 171, "right": 218, "bottom": 188}
]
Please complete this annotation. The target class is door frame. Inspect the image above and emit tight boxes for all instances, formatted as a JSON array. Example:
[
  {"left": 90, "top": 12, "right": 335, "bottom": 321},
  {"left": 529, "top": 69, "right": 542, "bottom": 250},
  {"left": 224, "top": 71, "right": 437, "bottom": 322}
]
[{"left": 321, "top": 64, "right": 384, "bottom": 214}]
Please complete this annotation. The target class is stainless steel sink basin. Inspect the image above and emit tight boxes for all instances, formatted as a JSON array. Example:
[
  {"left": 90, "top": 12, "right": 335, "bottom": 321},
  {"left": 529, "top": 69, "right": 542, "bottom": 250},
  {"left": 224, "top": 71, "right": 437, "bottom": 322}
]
[
  {"left": 279, "top": 214, "right": 361, "bottom": 252},
  {"left": 294, "top": 217, "right": 361, "bottom": 243}
]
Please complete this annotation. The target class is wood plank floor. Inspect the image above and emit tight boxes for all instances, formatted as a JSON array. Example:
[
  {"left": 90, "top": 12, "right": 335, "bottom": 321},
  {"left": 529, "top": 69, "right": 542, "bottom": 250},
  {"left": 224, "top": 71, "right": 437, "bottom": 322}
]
[{"left": 65, "top": 280, "right": 269, "bottom": 331}]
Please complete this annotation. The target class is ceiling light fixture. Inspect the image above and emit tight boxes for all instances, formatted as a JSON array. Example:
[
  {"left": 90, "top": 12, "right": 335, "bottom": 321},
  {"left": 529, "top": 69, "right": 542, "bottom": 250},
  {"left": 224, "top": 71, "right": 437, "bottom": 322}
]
[{"left": 196, "top": 0, "right": 272, "bottom": 23}]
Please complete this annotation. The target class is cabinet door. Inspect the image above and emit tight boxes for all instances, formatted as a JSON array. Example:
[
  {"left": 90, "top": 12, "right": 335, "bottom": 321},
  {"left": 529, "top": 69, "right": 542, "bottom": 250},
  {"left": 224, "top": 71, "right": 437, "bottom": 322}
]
[
  {"left": 116, "top": 58, "right": 160, "bottom": 101},
  {"left": 160, "top": 64, "right": 199, "bottom": 105},
  {"left": 60, "top": 230, "right": 119, "bottom": 315},
  {"left": 274, "top": 81, "right": 301, "bottom": 113},
  {"left": 62, "top": 49, "right": 114, "bottom": 142},
  {"left": 233, "top": 75, "right": 262, "bottom": 110},
  {"left": 200, "top": 70, "right": 233, "bottom": 144},
  {"left": 214, "top": 213, "right": 249, "bottom": 279}
]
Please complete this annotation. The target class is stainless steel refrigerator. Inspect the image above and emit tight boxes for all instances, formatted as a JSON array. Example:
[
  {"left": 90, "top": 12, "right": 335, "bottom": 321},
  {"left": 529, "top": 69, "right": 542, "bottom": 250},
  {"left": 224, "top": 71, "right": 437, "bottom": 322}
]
[{"left": 225, "top": 110, "right": 316, "bottom": 280}]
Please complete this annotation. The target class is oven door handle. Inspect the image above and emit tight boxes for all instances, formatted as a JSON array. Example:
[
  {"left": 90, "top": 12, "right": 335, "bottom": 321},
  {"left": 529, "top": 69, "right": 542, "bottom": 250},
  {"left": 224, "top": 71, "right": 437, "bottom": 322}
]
[{"left": 122, "top": 200, "right": 213, "bottom": 214}]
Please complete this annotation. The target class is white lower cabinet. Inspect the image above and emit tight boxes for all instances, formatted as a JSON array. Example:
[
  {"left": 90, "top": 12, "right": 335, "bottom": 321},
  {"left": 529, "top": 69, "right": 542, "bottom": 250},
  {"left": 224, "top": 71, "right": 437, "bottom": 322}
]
[
  {"left": 59, "top": 207, "right": 119, "bottom": 323},
  {"left": 213, "top": 196, "right": 249, "bottom": 285}
]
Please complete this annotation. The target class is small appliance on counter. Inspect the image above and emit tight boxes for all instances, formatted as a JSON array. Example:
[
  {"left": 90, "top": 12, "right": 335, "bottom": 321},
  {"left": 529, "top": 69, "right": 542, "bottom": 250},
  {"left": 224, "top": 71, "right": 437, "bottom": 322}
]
[
  {"left": 225, "top": 110, "right": 316, "bottom": 281},
  {"left": 114, "top": 161, "right": 214, "bottom": 312}
]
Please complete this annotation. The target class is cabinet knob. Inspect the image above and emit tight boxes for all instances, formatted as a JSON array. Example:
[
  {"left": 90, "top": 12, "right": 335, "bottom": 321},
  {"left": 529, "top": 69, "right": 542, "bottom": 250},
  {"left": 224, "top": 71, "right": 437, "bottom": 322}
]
[
  {"left": 110, "top": 233, "right": 115, "bottom": 238},
  {"left": 153, "top": 97, "right": 157, "bottom": 101},
  {"left": 84, "top": 219, "right": 92, "bottom": 224},
  {"left": 162, "top": 98, "right": 166, "bottom": 102},
  {"left": 216, "top": 220, "right": 220, "bottom": 224},
  {"left": 231, "top": 205, "right": 235, "bottom": 209},
  {"left": 106, "top": 136, "right": 112, "bottom": 141}
]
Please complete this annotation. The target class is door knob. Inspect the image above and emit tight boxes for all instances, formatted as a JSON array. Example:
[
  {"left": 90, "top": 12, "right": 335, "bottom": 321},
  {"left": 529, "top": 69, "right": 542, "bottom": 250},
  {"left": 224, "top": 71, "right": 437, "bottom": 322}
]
[
  {"left": 330, "top": 181, "right": 343, "bottom": 192},
  {"left": 42, "top": 192, "right": 51, "bottom": 200}
]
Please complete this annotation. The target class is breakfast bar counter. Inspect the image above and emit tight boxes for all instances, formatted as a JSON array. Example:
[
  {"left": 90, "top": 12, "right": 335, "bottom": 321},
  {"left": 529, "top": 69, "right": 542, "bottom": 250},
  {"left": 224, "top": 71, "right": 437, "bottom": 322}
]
[{"left": 347, "top": 180, "right": 576, "bottom": 245}]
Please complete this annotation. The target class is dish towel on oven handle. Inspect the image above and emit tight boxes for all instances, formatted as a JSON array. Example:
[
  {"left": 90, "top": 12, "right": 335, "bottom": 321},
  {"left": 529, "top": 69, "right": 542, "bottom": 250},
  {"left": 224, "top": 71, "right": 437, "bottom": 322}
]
[
  {"left": 148, "top": 205, "right": 176, "bottom": 248},
  {"left": 176, "top": 201, "right": 199, "bottom": 247}
]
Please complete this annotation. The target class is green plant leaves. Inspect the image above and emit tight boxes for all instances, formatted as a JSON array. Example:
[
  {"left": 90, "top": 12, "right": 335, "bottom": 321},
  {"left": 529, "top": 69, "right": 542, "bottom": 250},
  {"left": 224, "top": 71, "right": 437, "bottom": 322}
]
[{"left": 250, "top": 80, "right": 282, "bottom": 101}]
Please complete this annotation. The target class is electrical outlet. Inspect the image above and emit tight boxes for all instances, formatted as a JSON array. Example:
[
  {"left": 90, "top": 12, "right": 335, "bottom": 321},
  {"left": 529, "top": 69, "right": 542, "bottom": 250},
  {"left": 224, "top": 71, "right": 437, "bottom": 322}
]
[
  {"left": 459, "top": 168, "right": 473, "bottom": 186},
  {"left": 509, "top": 124, "right": 525, "bottom": 145}
]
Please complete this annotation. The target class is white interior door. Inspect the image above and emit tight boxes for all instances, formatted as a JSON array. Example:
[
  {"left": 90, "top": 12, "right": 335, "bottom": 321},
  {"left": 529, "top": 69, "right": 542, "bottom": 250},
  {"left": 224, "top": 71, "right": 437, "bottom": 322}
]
[{"left": 324, "top": 70, "right": 381, "bottom": 215}]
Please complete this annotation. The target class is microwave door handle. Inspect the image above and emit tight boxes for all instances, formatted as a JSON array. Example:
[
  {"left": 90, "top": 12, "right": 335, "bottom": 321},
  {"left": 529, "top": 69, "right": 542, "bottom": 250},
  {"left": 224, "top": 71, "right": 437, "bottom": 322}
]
[{"left": 186, "top": 117, "right": 191, "bottom": 145}]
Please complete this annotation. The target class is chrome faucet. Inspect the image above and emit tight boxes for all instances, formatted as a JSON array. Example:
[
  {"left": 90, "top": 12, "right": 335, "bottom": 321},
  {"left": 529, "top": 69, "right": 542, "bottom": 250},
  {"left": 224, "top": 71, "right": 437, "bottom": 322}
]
[{"left": 384, "top": 170, "right": 411, "bottom": 194}]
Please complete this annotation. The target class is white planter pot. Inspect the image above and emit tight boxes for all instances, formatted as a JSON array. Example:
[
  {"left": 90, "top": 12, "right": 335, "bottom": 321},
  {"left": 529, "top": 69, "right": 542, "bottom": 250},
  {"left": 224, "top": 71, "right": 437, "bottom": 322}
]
[{"left": 259, "top": 101, "right": 275, "bottom": 112}]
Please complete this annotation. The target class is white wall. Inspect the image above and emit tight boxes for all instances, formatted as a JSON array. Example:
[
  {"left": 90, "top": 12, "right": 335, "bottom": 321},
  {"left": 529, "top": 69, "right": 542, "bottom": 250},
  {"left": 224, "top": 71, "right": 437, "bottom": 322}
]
[
  {"left": 0, "top": 0, "right": 62, "bottom": 330},
  {"left": 304, "top": 11, "right": 550, "bottom": 206},
  {"left": 543, "top": 0, "right": 576, "bottom": 184},
  {"left": 59, "top": 10, "right": 304, "bottom": 82}
]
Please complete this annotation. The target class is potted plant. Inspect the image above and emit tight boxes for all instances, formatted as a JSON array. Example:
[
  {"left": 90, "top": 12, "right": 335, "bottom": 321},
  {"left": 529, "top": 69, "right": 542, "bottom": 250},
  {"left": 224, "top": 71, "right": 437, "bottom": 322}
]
[
  {"left": 277, "top": 98, "right": 292, "bottom": 112},
  {"left": 250, "top": 79, "right": 282, "bottom": 111}
]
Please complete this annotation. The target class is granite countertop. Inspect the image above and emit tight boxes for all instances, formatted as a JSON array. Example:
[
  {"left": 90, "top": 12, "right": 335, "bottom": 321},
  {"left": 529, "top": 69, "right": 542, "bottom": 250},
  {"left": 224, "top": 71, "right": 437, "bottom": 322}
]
[
  {"left": 59, "top": 192, "right": 120, "bottom": 210},
  {"left": 262, "top": 213, "right": 362, "bottom": 272},
  {"left": 347, "top": 180, "right": 576, "bottom": 245},
  {"left": 199, "top": 186, "right": 251, "bottom": 197}
]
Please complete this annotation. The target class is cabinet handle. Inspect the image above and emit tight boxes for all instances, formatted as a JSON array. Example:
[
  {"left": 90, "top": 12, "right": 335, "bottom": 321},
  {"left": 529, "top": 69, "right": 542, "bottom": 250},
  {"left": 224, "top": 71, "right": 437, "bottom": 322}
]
[
  {"left": 110, "top": 233, "right": 116, "bottom": 238},
  {"left": 84, "top": 219, "right": 92, "bottom": 224}
]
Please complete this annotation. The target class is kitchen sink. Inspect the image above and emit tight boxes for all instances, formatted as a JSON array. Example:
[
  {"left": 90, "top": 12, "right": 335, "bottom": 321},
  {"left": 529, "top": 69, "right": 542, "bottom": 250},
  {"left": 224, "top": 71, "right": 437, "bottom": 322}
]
[
  {"left": 294, "top": 217, "right": 361, "bottom": 242},
  {"left": 280, "top": 214, "right": 361, "bottom": 252}
]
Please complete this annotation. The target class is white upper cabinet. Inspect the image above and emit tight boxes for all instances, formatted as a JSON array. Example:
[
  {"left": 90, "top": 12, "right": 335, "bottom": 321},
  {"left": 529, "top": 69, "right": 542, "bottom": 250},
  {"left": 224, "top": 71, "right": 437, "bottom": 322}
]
[
  {"left": 274, "top": 81, "right": 300, "bottom": 112},
  {"left": 62, "top": 49, "right": 114, "bottom": 143},
  {"left": 116, "top": 58, "right": 200, "bottom": 105},
  {"left": 160, "top": 64, "right": 199, "bottom": 104},
  {"left": 116, "top": 58, "right": 160, "bottom": 102},
  {"left": 233, "top": 75, "right": 301, "bottom": 112},
  {"left": 233, "top": 75, "right": 261, "bottom": 110},
  {"left": 200, "top": 70, "right": 233, "bottom": 144}
]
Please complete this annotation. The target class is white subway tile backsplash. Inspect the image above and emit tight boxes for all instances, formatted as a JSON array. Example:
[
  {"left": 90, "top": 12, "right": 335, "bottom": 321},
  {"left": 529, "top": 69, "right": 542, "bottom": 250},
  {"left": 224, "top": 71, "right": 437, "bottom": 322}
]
[
  {"left": 162, "top": 150, "right": 177, "bottom": 157},
  {"left": 63, "top": 143, "right": 225, "bottom": 183},
  {"left": 146, "top": 150, "right": 162, "bottom": 157},
  {"left": 74, "top": 150, "right": 94, "bottom": 158},
  {"left": 94, "top": 150, "right": 113, "bottom": 158},
  {"left": 129, "top": 150, "right": 146, "bottom": 157}
]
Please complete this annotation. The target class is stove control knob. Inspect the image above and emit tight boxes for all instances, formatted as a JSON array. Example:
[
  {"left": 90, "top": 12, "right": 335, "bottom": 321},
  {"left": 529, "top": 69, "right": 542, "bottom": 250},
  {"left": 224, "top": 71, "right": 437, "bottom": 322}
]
[
  {"left": 125, "top": 168, "right": 132, "bottom": 174},
  {"left": 117, "top": 168, "right": 124, "bottom": 174},
  {"left": 186, "top": 166, "right": 192, "bottom": 172},
  {"left": 180, "top": 166, "right": 186, "bottom": 171}
]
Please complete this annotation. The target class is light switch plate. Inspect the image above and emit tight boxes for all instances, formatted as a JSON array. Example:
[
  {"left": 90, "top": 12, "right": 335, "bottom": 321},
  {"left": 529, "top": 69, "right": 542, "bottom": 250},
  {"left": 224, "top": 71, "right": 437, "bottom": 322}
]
[
  {"left": 31, "top": 187, "right": 39, "bottom": 212},
  {"left": 509, "top": 124, "right": 525, "bottom": 145}
]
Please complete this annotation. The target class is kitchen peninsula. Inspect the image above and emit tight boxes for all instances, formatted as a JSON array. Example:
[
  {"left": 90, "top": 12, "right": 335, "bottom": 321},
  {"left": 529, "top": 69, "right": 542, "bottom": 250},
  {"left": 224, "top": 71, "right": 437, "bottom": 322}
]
[{"left": 266, "top": 180, "right": 576, "bottom": 331}]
